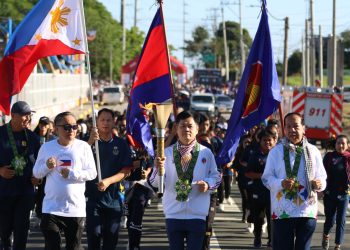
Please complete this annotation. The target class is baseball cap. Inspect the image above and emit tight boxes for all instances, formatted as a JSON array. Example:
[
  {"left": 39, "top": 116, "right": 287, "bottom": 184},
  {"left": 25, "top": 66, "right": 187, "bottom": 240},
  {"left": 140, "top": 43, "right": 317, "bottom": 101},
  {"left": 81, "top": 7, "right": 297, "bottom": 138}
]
[
  {"left": 11, "top": 101, "right": 35, "bottom": 115},
  {"left": 39, "top": 116, "right": 50, "bottom": 125}
]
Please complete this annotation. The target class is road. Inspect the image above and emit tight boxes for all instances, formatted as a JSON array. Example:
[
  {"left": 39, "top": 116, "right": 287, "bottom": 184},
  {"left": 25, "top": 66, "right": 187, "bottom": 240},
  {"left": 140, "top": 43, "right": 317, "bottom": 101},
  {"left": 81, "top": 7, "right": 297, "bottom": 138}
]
[{"left": 27, "top": 182, "right": 350, "bottom": 250}]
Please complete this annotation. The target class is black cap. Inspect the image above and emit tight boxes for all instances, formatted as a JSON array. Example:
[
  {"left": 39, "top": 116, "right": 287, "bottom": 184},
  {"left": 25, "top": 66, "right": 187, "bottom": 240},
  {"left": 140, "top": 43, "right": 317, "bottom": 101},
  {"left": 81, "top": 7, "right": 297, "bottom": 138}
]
[
  {"left": 39, "top": 116, "right": 50, "bottom": 125},
  {"left": 11, "top": 101, "right": 35, "bottom": 115}
]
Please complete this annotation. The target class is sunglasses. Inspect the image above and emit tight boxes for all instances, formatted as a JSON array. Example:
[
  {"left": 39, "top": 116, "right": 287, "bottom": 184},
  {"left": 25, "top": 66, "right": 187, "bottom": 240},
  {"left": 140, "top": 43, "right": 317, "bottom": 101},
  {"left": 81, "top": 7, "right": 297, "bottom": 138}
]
[{"left": 57, "top": 124, "right": 79, "bottom": 132}]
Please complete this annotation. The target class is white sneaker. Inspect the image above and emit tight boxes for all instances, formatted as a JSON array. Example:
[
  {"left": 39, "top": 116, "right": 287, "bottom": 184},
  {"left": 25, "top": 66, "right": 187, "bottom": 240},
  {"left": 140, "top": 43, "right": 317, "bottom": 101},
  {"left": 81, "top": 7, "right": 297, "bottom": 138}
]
[
  {"left": 246, "top": 223, "right": 254, "bottom": 233},
  {"left": 227, "top": 197, "right": 234, "bottom": 205},
  {"left": 217, "top": 204, "right": 225, "bottom": 212},
  {"left": 121, "top": 216, "right": 127, "bottom": 229},
  {"left": 262, "top": 222, "right": 267, "bottom": 233}
]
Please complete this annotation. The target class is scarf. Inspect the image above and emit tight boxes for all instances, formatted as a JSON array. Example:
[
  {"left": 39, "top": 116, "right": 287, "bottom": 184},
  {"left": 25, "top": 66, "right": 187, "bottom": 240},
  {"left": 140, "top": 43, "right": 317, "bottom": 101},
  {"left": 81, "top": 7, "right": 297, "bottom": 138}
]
[
  {"left": 177, "top": 140, "right": 197, "bottom": 172},
  {"left": 282, "top": 137, "right": 315, "bottom": 202}
]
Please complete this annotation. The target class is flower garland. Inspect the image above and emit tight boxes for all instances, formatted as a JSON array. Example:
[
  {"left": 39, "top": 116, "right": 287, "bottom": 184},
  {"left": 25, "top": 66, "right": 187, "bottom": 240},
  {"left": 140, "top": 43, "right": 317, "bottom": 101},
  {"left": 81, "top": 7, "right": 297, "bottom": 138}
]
[
  {"left": 173, "top": 142, "right": 200, "bottom": 202},
  {"left": 283, "top": 145, "right": 303, "bottom": 201}
]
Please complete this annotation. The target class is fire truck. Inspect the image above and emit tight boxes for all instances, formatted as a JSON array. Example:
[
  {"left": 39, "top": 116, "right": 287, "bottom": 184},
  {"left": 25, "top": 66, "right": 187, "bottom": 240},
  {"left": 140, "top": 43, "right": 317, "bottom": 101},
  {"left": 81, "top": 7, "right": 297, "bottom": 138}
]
[{"left": 283, "top": 86, "right": 343, "bottom": 147}]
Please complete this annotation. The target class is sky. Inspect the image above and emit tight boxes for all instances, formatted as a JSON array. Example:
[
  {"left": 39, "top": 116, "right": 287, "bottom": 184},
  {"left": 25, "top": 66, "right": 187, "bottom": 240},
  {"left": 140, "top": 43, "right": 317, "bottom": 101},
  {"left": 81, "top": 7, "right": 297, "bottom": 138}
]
[{"left": 98, "top": 0, "right": 350, "bottom": 71}]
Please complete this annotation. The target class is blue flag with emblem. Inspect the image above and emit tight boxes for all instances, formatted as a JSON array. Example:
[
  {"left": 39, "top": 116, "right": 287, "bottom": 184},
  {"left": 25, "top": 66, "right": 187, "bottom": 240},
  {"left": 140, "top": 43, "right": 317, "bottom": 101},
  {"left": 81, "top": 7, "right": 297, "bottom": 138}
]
[{"left": 216, "top": 1, "right": 281, "bottom": 165}]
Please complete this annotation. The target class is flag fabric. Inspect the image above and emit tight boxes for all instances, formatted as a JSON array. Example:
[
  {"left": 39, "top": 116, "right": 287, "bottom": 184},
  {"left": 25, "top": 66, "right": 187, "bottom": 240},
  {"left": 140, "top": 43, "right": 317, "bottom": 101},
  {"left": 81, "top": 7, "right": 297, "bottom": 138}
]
[
  {"left": 126, "top": 8, "right": 173, "bottom": 157},
  {"left": 0, "top": 0, "right": 86, "bottom": 114},
  {"left": 216, "top": 2, "right": 281, "bottom": 165},
  {"left": 57, "top": 159, "right": 72, "bottom": 167}
]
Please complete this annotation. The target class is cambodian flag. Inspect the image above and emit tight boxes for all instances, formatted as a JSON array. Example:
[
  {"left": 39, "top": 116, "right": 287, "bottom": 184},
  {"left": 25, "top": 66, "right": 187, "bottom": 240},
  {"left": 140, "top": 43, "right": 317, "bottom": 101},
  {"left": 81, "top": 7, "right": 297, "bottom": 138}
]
[
  {"left": 0, "top": 0, "right": 86, "bottom": 114},
  {"left": 126, "top": 8, "right": 173, "bottom": 157},
  {"left": 216, "top": 1, "right": 281, "bottom": 165}
]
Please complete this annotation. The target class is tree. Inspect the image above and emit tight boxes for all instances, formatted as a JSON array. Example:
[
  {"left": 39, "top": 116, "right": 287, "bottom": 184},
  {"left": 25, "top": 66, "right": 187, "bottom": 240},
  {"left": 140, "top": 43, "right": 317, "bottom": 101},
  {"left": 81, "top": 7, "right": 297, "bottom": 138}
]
[
  {"left": 340, "top": 30, "right": 350, "bottom": 69},
  {"left": 184, "top": 21, "right": 252, "bottom": 70},
  {"left": 288, "top": 50, "right": 302, "bottom": 75},
  {"left": 184, "top": 26, "right": 211, "bottom": 67}
]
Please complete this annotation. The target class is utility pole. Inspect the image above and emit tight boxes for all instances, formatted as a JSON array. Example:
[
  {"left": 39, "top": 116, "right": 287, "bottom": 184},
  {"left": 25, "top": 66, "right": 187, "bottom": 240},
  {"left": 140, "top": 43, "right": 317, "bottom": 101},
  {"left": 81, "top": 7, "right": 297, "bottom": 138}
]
[
  {"left": 134, "top": 0, "right": 138, "bottom": 28},
  {"left": 221, "top": 5, "right": 229, "bottom": 82},
  {"left": 121, "top": 0, "right": 126, "bottom": 65},
  {"left": 319, "top": 25, "right": 323, "bottom": 86},
  {"left": 282, "top": 17, "right": 289, "bottom": 86},
  {"left": 309, "top": 0, "right": 315, "bottom": 86},
  {"left": 305, "top": 19, "right": 310, "bottom": 86},
  {"left": 239, "top": 0, "right": 245, "bottom": 78},
  {"left": 332, "top": 0, "right": 337, "bottom": 87},
  {"left": 182, "top": 0, "right": 187, "bottom": 65},
  {"left": 302, "top": 35, "right": 306, "bottom": 86}
]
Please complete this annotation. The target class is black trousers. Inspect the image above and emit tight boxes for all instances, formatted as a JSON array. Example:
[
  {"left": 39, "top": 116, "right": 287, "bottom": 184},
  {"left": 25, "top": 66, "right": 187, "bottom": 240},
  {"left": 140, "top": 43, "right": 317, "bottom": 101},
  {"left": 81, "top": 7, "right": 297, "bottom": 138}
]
[
  {"left": 0, "top": 195, "right": 34, "bottom": 250},
  {"left": 126, "top": 184, "right": 152, "bottom": 249},
  {"left": 202, "top": 192, "right": 217, "bottom": 250},
  {"left": 40, "top": 213, "right": 85, "bottom": 250},
  {"left": 251, "top": 197, "right": 271, "bottom": 242},
  {"left": 238, "top": 183, "right": 249, "bottom": 220},
  {"left": 217, "top": 176, "right": 233, "bottom": 203}
]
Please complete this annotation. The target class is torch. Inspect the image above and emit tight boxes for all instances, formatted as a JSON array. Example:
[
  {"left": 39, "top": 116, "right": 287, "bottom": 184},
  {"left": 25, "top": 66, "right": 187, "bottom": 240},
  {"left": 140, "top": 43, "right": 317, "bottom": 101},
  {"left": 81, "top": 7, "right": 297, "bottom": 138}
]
[{"left": 152, "top": 99, "right": 173, "bottom": 196}]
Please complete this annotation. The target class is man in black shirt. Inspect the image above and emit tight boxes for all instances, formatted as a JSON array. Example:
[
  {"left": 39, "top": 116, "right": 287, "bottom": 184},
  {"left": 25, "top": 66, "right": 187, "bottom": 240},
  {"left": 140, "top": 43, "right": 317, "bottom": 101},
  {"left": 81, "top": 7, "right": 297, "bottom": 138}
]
[{"left": 0, "top": 101, "right": 41, "bottom": 249}]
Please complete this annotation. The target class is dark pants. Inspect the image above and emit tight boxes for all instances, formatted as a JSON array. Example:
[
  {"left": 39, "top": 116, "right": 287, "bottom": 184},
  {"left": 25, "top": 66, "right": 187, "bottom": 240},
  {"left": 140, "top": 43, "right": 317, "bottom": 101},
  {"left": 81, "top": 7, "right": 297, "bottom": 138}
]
[
  {"left": 86, "top": 201, "right": 122, "bottom": 250},
  {"left": 273, "top": 218, "right": 316, "bottom": 250},
  {"left": 252, "top": 197, "right": 271, "bottom": 243},
  {"left": 217, "top": 175, "right": 232, "bottom": 203},
  {"left": 323, "top": 193, "right": 349, "bottom": 245},
  {"left": 166, "top": 219, "right": 206, "bottom": 250},
  {"left": 238, "top": 184, "right": 249, "bottom": 221},
  {"left": 126, "top": 184, "right": 151, "bottom": 249},
  {"left": 40, "top": 213, "right": 85, "bottom": 250},
  {"left": 0, "top": 195, "right": 34, "bottom": 250},
  {"left": 202, "top": 193, "right": 217, "bottom": 250}
]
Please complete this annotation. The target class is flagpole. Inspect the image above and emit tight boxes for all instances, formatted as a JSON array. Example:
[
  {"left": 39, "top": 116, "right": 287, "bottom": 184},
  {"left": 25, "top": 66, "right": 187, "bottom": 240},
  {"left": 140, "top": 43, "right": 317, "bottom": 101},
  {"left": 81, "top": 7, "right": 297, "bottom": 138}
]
[
  {"left": 158, "top": 0, "right": 177, "bottom": 117},
  {"left": 79, "top": 0, "right": 102, "bottom": 182},
  {"left": 278, "top": 104, "right": 285, "bottom": 137}
]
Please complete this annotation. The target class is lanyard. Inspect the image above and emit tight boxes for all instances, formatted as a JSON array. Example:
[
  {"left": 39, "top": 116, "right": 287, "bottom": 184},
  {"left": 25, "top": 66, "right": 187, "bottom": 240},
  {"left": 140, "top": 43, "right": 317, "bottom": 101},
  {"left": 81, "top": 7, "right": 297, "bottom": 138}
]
[
  {"left": 6, "top": 123, "right": 28, "bottom": 157},
  {"left": 283, "top": 145, "right": 303, "bottom": 179}
]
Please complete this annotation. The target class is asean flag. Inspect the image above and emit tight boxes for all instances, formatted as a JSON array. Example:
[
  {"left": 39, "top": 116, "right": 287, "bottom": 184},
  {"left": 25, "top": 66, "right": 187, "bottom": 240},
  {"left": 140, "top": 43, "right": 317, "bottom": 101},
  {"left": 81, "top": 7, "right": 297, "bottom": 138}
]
[
  {"left": 126, "top": 8, "right": 173, "bottom": 157},
  {"left": 216, "top": 1, "right": 281, "bottom": 165},
  {"left": 0, "top": 0, "right": 86, "bottom": 114}
]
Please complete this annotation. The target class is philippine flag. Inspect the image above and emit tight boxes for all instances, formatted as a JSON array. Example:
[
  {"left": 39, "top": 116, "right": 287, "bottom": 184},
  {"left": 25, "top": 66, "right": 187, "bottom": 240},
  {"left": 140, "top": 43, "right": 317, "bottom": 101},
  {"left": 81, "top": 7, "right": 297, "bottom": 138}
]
[
  {"left": 0, "top": 0, "right": 86, "bottom": 114},
  {"left": 126, "top": 8, "right": 173, "bottom": 157},
  {"left": 57, "top": 159, "right": 72, "bottom": 167}
]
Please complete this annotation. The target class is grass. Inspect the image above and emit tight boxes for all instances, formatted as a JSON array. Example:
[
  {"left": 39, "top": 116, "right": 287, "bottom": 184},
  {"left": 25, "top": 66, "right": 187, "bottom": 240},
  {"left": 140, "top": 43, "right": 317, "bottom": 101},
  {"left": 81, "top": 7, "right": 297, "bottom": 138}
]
[
  {"left": 342, "top": 102, "right": 350, "bottom": 136},
  {"left": 280, "top": 74, "right": 350, "bottom": 87}
]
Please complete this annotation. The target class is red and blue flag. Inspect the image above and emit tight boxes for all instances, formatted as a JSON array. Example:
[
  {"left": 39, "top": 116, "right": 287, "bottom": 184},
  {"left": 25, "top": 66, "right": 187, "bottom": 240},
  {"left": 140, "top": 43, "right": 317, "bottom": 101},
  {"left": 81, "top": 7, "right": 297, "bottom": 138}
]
[
  {"left": 217, "top": 1, "right": 281, "bottom": 165},
  {"left": 126, "top": 8, "right": 173, "bottom": 157},
  {"left": 0, "top": 0, "right": 86, "bottom": 114}
]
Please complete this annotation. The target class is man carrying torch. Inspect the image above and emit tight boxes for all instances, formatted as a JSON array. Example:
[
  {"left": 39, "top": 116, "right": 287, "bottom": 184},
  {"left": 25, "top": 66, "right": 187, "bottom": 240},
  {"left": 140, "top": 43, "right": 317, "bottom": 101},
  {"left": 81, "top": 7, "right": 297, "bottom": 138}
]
[{"left": 150, "top": 111, "right": 221, "bottom": 250}]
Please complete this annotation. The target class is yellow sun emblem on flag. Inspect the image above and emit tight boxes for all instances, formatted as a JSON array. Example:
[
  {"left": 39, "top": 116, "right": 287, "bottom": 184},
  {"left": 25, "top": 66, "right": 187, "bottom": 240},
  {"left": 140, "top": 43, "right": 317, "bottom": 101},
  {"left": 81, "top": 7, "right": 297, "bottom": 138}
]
[{"left": 50, "top": 0, "right": 71, "bottom": 34}]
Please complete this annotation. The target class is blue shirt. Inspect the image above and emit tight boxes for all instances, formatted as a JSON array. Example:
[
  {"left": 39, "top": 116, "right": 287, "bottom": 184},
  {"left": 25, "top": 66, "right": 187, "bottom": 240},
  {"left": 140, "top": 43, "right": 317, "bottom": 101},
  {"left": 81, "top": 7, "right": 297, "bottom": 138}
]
[
  {"left": 85, "top": 136, "right": 132, "bottom": 210},
  {"left": 0, "top": 123, "right": 40, "bottom": 197}
]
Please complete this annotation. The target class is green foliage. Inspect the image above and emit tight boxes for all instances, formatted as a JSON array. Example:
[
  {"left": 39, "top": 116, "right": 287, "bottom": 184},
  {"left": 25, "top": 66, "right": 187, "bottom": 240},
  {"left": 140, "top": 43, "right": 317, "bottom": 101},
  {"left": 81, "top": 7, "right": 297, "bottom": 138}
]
[
  {"left": 0, "top": 0, "right": 145, "bottom": 80},
  {"left": 288, "top": 50, "right": 302, "bottom": 75},
  {"left": 184, "top": 21, "right": 252, "bottom": 70},
  {"left": 340, "top": 30, "right": 350, "bottom": 69}
]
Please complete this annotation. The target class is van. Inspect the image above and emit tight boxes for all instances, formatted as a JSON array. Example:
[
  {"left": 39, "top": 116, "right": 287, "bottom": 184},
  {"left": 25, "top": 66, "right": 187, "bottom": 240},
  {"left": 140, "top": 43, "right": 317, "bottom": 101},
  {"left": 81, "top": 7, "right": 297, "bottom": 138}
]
[
  {"left": 101, "top": 85, "right": 124, "bottom": 104},
  {"left": 190, "top": 93, "right": 215, "bottom": 114}
]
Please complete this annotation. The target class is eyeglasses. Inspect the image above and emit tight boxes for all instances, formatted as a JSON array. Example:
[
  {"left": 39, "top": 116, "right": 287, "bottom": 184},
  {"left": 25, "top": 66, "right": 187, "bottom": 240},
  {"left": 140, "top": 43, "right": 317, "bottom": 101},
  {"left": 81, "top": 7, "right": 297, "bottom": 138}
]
[{"left": 57, "top": 124, "right": 79, "bottom": 132}]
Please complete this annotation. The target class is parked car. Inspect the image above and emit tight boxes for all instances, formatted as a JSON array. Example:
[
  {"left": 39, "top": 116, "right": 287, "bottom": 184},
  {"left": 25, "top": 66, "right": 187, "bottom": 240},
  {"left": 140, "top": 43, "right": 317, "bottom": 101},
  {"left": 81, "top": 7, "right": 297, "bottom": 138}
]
[
  {"left": 101, "top": 85, "right": 124, "bottom": 104},
  {"left": 190, "top": 93, "right": 215, "bottom": 114},
  {"left": 215, "top": 94, "right": 234, "bottom": 113},
  {"left": 343, "top": 85, "right": 350, "bottom": 102}
]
